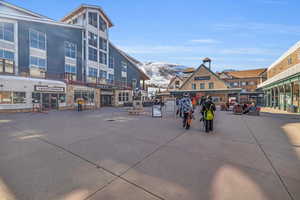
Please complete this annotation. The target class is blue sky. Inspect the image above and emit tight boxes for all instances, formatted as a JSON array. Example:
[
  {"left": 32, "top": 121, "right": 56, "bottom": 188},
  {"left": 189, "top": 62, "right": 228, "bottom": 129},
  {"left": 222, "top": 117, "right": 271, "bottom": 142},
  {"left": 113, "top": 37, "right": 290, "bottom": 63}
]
[{"left": 7, "top": 0, "right": 300, "bottom": 71}]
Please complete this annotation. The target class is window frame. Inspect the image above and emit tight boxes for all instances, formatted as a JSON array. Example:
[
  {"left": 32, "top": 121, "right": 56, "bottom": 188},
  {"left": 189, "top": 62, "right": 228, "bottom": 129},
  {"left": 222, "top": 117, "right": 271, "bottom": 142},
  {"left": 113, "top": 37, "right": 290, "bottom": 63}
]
[
  {"left": 88, "top": 47, "right": 98, "bottom": 62},
  {"left": 29, "top": 29, "right": 46, "bottom": 50},
  {"left": 208, "top": 82, "right": 214, "bottom": 89},
  {"left": 88, "top": 12, "right": 98, "bottom": 28},
  {"left": 64, "top": 41, "right": 77, "bottom": 59},
  {"left": 88, "top": 32, "right": 98, "bottom": 48},
  {"left": 200, "top": 83, "right": 205, "bottom": 89},
  {"left": 99, "top": 51, "right": 107, "bottom": 65},
  {"left": 0, "top": 22, "right": 14, "bottom": 42},
  {"left": 30, "top": 56, "right": 47, "bottom": 69}
]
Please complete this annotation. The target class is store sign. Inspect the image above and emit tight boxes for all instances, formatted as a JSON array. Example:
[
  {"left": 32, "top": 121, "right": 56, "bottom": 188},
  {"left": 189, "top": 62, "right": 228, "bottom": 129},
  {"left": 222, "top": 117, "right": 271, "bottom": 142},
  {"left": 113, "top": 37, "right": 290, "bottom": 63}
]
[
  {"left": 35, "top": 85, "right": 65, "bottom": 92},
  {"left": 194, "top": 76, "right": 210, "bottom": 81},
  {"left": 152, "top": 105, "right": 162, "bottom": 117}
]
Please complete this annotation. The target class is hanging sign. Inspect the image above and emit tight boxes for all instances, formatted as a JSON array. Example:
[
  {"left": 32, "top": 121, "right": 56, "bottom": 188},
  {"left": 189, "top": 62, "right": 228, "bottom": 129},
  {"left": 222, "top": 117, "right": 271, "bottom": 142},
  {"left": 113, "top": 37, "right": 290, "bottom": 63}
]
[{"left": 152, "top": 105, "right": 162, "bottom": 117}]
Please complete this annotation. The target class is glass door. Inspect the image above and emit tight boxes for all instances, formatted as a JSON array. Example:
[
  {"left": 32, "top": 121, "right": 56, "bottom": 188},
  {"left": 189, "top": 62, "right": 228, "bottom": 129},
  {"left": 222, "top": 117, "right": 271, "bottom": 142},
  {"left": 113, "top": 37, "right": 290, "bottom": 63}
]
[
  {"left": 42, "top": 93, "right": 50, "bottom": 110},
  {"left": 50, "top": 94, "right": 58, "bottom": 109}
]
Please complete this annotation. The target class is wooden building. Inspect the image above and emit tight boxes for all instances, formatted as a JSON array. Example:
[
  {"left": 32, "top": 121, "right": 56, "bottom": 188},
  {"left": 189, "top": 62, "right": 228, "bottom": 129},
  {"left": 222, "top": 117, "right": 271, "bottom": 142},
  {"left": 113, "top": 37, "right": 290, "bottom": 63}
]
[{"left": 171, "top": 64, "right": 241, "bottom": 104}]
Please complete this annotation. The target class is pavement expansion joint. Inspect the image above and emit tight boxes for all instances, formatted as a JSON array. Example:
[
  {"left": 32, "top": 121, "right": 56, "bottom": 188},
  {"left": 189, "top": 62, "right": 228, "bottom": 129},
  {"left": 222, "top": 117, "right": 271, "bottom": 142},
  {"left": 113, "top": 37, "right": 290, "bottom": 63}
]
[{"left": 242, "top": 116, "right": 295, "bottom": 200}]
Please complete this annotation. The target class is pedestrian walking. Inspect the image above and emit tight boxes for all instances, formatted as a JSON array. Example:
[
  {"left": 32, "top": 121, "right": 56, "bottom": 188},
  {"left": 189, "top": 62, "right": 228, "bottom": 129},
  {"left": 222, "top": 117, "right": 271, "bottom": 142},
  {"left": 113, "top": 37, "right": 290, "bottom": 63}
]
[
  {"left": 179, "top": 93, "right": 193, "bottom": 130},
  {"left": 201, "top": 96, "right": 216, "bottom": 133}
]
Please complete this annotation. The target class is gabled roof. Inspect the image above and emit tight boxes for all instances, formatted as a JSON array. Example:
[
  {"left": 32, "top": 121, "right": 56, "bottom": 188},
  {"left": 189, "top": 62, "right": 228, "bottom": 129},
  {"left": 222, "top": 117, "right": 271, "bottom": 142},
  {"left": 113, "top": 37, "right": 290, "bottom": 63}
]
[
  {"left": 180, "top": 64, "right": 228, "bottom": 89},
  {"left": 183, "top": 67, "right": 196, "bottom": 73},
  {"left": 109, "top": 42, "right": 150, "bottom": 80},
  {"left": 60, "top": 4, "right": 113, "bottom": 27},
  {"left": 224, "top": 68, "right": 267, "bottom": 79},
  {"left": 0, "top": 0, "right": 52, "bottom": 20},
  {"left": 168, "top": 75, "right": 183, "bottom": 87}
]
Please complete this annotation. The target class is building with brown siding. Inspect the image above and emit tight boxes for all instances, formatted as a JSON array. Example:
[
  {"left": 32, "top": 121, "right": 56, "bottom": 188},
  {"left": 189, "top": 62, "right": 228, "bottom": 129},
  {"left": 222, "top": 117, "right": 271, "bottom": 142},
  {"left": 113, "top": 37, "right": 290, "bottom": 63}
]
[
  {"left": 258, "top": 41, "right": 300, "bottom": 113},
  {"left": 170, "top": 64, "right": 241, "bottom": 104}
]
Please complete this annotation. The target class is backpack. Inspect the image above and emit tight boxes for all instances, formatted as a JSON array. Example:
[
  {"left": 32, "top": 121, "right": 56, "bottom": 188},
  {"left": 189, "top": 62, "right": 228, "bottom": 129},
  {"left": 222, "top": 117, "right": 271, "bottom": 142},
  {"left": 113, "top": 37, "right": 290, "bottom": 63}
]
[{"left": 204, "top": 104, "right": 214, "bottom": 120}]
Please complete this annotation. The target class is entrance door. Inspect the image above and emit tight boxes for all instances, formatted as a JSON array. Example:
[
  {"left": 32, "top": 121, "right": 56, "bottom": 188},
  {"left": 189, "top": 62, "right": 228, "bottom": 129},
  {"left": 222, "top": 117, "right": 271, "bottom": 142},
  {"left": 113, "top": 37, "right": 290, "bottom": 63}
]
[
  {"left": 50, "top": 94, "right": 58, "bottom": 109},
  {"left": 101, "top": 95, "right": 112, "bottom": 106},
  {"left": 42, "top": 93, "right": 50, "bottom": 110}
]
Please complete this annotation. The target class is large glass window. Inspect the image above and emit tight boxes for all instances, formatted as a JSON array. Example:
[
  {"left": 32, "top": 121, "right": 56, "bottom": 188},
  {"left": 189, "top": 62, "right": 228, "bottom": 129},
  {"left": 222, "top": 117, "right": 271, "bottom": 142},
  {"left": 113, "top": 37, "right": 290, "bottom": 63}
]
[
  {"left": 88, "top": 12, "right": 98, "bottom": 28},
  {"left": 99, "top": 16, "right": 107, "bottom": 32},
  {"left": 88, "top": 67, "right": 98, "bottom": 77},
  {"left": 0, "top": 91, "right": 26, "bottom": 104},
  {"left": 65, "top": 64, "right": 76, "bottom": 74},
  {"left": 200, "top": 83, "right": 205, "bottom": 89},
  {"left": 88, "top": 47, "right": 98, "bottom": 62},
  {"left": 99, "top": 37, "right": 107, "bottom": 51},
  {"left": 108, "top": 74, "right": 114, "bottom": 84},
  {"left": 30, "top": 56, "right": 46, "bottom": 69},
  {"left": 65, "top": 42, "right": 76, "bottom": 58},
  {"left": 121, "top": 61, "right": 127, "bottom": 72},
  {"left": 0, "top": 49, "right": 14, "bottom": 61},
  {"left": 29, "top": 29, "right": 46, "bottom": 50},
  {"left": 109, "top": 55, "right": 114, "bottom": 69},
  {"left": 0, "top": 22, "right": 14, "bottom": 42},
  {"left": 99, "top": 70, "right": 107, "bottom": 79},
  {"left": 13, "top": 92, "right": 26, "bottom": 104},
  {"left": 74, "top": 90, "right": 94, "bottom": 103},
  {"left": 99, "top": 51, "right": 107, "bottom": 64},
  {"left": 88, "top": 32, "right": 97, "bottom": 48}
]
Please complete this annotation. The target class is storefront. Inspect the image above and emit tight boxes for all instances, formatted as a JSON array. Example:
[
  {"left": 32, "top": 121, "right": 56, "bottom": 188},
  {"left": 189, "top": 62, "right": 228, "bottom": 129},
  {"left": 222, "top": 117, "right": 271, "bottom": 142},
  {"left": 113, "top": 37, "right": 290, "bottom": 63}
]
[
  {"left": 101, "top": 90, "right": 114, "bottom": 106},
  {"left": 0, "top": 75, "right": 66, "bottom": 112},
  {"left": 66, "top": 84, "right": 100, "bottom": 110},
  {"left": 114, "top": 89, "right": 133, "bottom": 106}
]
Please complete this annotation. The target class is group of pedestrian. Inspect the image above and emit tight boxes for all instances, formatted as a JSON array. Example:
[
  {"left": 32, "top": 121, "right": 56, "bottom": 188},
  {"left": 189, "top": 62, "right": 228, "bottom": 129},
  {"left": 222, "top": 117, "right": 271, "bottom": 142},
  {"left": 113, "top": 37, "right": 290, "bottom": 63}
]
[{"left": 176, "top": 93, "right": 216, "bottom": 133}]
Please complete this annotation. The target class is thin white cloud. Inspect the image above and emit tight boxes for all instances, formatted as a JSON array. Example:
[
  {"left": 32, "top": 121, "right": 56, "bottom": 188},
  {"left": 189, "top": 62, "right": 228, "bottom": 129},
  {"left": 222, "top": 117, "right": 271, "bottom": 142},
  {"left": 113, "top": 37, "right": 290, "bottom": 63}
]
[
  {"left": 189, "top": 39, "right": 220, "bottom": 44},
  {"left": 214, "top": 22, "right": 300, "bottom": 35},
  {"left": 220, "top": 48, "right": 279, "bottom": 56}
]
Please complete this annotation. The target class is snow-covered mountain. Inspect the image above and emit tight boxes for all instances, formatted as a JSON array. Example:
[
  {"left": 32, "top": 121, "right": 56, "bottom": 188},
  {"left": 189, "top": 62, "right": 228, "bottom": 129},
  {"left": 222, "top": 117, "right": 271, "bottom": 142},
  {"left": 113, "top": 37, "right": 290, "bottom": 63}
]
[{"left": 138, "top": 62, "right": 191, "bottom": 87}]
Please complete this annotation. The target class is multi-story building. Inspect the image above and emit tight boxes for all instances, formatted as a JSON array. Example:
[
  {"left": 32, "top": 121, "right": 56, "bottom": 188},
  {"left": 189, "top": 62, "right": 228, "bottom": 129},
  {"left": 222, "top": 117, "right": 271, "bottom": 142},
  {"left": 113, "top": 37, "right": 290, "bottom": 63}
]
[
  {"left": 0, "top": 1, "right": 149, "bottom": 112},
  {"left": 218, "top": 68, "right": 267, "bottom": 104},
  {"left": 258, "top": 41, "right": 300, "bottom": 113}
]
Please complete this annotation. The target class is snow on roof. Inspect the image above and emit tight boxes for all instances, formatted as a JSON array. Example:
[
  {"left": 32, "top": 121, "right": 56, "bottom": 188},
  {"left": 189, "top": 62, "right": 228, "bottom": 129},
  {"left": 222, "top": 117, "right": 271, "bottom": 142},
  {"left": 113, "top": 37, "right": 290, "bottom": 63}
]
[{"left": 0, "top": 75, "right": 66, "bottom": 86}]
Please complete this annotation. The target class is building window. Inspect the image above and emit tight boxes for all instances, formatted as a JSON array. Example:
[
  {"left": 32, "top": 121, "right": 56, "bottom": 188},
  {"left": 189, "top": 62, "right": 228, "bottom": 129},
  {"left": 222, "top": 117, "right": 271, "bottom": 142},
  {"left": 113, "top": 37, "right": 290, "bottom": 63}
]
[
  {"left": 0, "top": 49, "right": 14, "bottom": 61},
  {"left": 99, "top": 70, "right": 107, "bottom": 79},
  {"left": 132, "top": 79, "right": 137, "bottom": 89},
  {"left": 64, "top": 42, "right": 76, "bottom": 58},
  {"left": 88, "top": 12, "right": 98, "bottom": 28},
  {"left": 241, "top": 82, "right": 247, "bottom": 86},
  {"left": 249, "top": 81, "right": 255, "bottom": 85},
  {"left": 108, "top": 74, "right": 114, "bottom": 84},
  {"left": 0, "top": 22, "right": 14, "bottom": 42},
  {"left": 121, "top": 77, "right": 127, "bottom": 86},
  {"left": 118, "top": 92, "right": 129, "bottom": 102},
  {"left": 72, "top": 18, "right": 78, "bottom": 24},
  {"left": 0, "top": 91, "right": 26, "bottom": 104},
  {"left": 0, "top": 59, "right": 14, "bottom": 73},
  {"left": 209, "top": 82, "right": 214, "bottom": 89},
  {"left": 121, "top": 61, "right": 127, "bottom": 72},
  {"left": 88, "top": 32, "right": 97, "bottom": 48},
  {"left": 74, "top": 90, "right": 94, "bottom": 103},
  {"left": 65, "top": 64, "right": 76, "bottom": 74},
  {"left": 30, "top": 56, "right": 46, "bottom": 69},
  {"left": 233, "top": 82, "right": 238, "bottom": 87},
  {"left": 29, "top": 29, "right": 46, "bottom": 50},
  {"left": 99, "top": 51, "right": 107, "bottom": 65},
  {"left": 109, "top": 55, "right": 114, "bottom": 69},
  {"left": 88, "top": 47, "right": 98, "bottom": 62},
  {"left": 99, "top": 37, "right": 107, "bottom": 51},
  {"left": 192, "top": 83, "right": 196, "bottom": 90},
  {"left": 288, "top": 57, "right": 292, "bottom": 65},
  {"left": 99, "top": 16, "right": 107, "bottom": 32},
  {"left": 200, "top": 83, "right": 205, "bottom": 89},
  {"left": 88, "top": 67, "right": 98, "bottom": 77}
]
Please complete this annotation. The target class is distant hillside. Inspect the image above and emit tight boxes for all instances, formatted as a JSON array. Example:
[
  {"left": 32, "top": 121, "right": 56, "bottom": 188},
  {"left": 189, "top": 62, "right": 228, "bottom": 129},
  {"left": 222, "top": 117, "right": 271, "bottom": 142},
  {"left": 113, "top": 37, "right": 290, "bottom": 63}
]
[{"left": 138, "top": 62, "right": 192, "bottom": 87}]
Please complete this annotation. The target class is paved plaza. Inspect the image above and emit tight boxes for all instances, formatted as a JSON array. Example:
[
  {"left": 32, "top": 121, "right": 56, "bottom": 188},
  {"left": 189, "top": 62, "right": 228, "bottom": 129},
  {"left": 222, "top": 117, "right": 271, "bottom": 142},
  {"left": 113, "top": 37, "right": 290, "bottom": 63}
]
[{"left": 0, "top": 107, "right": 299, "bottom": 200}]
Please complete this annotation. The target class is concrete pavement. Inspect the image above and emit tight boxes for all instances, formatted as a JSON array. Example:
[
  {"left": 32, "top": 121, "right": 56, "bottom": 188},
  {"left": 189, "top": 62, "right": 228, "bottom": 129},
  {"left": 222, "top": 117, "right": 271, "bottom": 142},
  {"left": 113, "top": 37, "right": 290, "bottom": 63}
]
[{"left": 0, "top": 107, "right": 299, "bottom": 200}]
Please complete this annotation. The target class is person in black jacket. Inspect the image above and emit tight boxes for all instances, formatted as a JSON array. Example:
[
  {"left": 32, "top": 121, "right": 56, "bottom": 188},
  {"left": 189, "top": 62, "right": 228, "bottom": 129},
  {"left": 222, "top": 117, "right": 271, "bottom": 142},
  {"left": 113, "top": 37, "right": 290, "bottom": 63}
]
[{"left": 201, "top": 96, "right": 216, "bottom": 133}]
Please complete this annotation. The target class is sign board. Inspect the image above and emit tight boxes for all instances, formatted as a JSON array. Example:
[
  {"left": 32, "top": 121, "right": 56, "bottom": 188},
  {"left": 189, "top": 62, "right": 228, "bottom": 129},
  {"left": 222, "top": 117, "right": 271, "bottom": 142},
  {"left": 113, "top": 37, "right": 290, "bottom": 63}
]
[
  {"left": 152, "top": 105, "right": 162, "bottom": 117},
  {"left": 35, "top": 85, "right": 65, "bottom": 92},
  {"left": 194, "top": 76, "right": 210, "bottom": 81}
]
